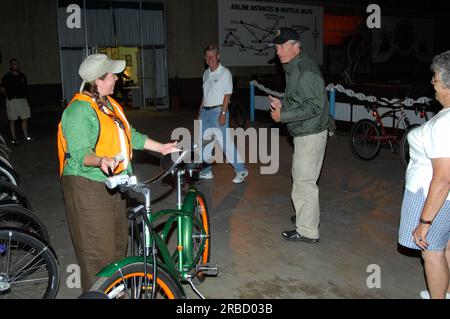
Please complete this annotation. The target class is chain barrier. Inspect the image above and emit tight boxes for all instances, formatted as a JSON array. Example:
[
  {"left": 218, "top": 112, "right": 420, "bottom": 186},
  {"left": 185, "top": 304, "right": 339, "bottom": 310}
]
[{"left": 250, "top": 80, "right": 432, "bottom": 107}]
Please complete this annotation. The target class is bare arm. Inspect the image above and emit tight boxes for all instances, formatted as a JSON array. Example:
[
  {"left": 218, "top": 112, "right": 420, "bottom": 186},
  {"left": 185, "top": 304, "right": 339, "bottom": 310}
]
[
  {"left": 83, "top": 154, "right": 118, "bottom": 175},
  {"left": 221, "top": 94, "right": 231, "bottom": 113},
  {"left": 144, "top": 138, "right": 179, "bottom": 155}
]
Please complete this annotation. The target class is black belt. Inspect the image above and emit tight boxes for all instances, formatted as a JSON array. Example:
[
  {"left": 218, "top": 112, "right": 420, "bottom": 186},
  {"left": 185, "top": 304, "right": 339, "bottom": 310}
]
[
  {"left": 9, "top": 96, "right": 25, "bottom": 100},
  {"left": 203, "top": 105, "right": 222, "bottom": 109}
]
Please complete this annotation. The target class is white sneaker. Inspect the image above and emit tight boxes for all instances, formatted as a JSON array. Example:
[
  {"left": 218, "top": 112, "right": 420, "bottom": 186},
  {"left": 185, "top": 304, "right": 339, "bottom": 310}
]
[
  {"left": 199, "top": 171, "right": 214, "bottom": 179},
  {"left": 232, "top": 169, "right": 248, "bottom": 184},
  {"left": 419, "top": 290, "right": 450, "bottom": 299}
]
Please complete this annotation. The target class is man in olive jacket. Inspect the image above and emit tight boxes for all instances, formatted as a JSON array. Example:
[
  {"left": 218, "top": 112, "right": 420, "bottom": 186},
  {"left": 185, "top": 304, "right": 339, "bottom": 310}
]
[{"left": 270, "top": 27, "right": 329, "bottom": 243}]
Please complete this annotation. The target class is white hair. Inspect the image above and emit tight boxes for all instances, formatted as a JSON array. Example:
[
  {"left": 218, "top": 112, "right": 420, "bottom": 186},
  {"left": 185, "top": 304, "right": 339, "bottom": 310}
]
[{"left": 431, "top": 50, "right": 450, "bottom": 88}]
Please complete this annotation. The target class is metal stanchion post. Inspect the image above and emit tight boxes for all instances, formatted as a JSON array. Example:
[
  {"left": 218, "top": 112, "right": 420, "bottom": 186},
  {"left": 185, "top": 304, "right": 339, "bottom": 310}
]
[
  {"left": 329, "top": 87, "right": 336, "bottom": 117},
  {"left": 250, "top": 82, "right": 255, "bottom": 123}
]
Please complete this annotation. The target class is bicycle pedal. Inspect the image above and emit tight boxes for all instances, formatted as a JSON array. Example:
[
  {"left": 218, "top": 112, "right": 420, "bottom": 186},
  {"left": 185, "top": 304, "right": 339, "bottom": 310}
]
[{"left": 197, "top": 265, "right": 219, "bottom": 276}]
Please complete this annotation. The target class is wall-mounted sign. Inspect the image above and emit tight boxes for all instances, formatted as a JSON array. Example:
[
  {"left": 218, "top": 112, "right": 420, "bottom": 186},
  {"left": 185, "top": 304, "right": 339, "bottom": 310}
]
[{"left": 218, "top": 0, "right": 323, "bottom": 66}]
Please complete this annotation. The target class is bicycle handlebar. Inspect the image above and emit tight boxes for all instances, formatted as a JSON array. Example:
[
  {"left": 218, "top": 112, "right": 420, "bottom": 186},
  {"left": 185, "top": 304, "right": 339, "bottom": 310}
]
[
  {"left": 105, "top": 174, "right": 137, "bottom": 189},
  {"left": 104, "top": 138, "right": 215, "bottom": 189}
]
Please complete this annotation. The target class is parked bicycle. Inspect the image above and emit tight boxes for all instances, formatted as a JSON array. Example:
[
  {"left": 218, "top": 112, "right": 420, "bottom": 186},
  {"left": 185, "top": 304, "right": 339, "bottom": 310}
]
[
  {"left": 0, "top": 228, "right": 59, "bottom": 298},
  {"left": 89, "top": 140, "right": 217, "bottom": 299},
  {"left": 0, "top": 180, "right": 32, "bottom": 210},
  {"left": 0, "top": 134, "right": 11, "bottom": 160},
  {"left": 0, "top": 160, "right": 60, "bottom": 298},
  {"left": 350, "top": 98, "right": 431, "bottom": 166}
]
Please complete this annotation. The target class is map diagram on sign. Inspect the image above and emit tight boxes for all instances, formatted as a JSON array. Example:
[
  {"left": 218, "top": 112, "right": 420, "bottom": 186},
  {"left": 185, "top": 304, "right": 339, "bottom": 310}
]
[
  {"left": 224, "top": 18, "right": 311, "bottom": 53},
  {"left": 218, "top": 0, "right": 323, "bottom": 66}
]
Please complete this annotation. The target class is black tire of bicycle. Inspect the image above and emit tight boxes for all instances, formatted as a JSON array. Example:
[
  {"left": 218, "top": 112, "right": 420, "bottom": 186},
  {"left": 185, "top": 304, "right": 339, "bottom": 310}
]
[
  {"left": 0, "top": 229, "right": 60, "bottom": 299},
  {"left": 230, "top": 101, "right": 247, "bottom": 128},
  {"left": 90, "top": 262, "right": 184, "bottom": 299},
  {"left": 399, "top": 124, "right": 420, "bottom": 169},
  {"left": 0, "top": 162, "right": 19, "bottom": 186},
  {"left": 350, "top": 119, "right": 382, "bottom": 160},
  {"left": 0, "top": 134, "right": 7, "bottom": 147},
  {"left": 0, "top": 149, "right": 11, "bottom": 162},
  {"left": 0, "top": 180, "right": 32, "bottom": 210},
  {"left": 0, "top": 205, "right": 49, "bottom": 243},
  {"left": 0, "top": 153, "right": 13, "bottom": 169}
]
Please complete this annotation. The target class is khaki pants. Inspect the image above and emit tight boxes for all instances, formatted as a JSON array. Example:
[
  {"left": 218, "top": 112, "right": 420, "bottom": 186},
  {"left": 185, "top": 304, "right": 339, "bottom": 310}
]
[
  {"left": 62, "top": 175, "right": 128, "bottom": 291},
  {"left": 291, "top": 130, "right": 327, "bottom": 239}
]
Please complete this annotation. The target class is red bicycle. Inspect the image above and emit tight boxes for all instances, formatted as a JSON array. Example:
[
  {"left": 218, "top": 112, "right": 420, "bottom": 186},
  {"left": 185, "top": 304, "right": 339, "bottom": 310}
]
[{"left": 350, "top": 99, "right": 430, "bottom": 166}]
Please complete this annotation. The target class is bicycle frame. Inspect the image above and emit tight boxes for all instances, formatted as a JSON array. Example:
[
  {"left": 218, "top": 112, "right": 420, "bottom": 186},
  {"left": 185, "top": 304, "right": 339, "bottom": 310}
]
[
  {"left": 368, "top": 104, "right": 410, "bottom": 146},
  {"left": 95, "top": 169, "right": 208, "bottom": 285}
]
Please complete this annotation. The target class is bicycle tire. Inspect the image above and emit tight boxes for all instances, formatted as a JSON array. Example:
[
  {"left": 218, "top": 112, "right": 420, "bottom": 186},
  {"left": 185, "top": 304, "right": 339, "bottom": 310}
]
[
  {"left": 0, "top": 154, "right": 13, "bottom": 169},
  {"left": 0, "top": 134, "right": 7, "bottom": 148},
  {"left": 0, "top": 180, "right": 32, "bottom": 210},
  {"left": 0, "top": 205, "right": 49, "bottom": 244},
  {"left": 0, "top": 229, "right": 59, "bottom": 299},
  {"left": 229, "top": 101, "right": 247, "bottom": 128},
  {"left": 191, "top": 192, "right": 210, "bottom": 284},
  {"left": 0, "top": 148, "right": 10, "bottom": 161},
  {"left": 90, "top": 262, "right": 184, "bottom": 299},
  {"left": 350, "top": 119, "right": 381, "bottom": 160},
  {"left": 400, "top": 124, "right": 420, "bottom": 169},
  {"left": 0, "top": 163, "right": 19, "bottom": 186}
]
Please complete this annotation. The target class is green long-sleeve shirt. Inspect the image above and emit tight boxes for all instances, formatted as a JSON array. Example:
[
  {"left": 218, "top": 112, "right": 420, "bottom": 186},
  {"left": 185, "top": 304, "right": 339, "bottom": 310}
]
[
  {"left": 280, "top": 52, "right": 329, "bottom": 137},
  {"left": 61, "top": 99, "right": 148, "bottom": 182}
]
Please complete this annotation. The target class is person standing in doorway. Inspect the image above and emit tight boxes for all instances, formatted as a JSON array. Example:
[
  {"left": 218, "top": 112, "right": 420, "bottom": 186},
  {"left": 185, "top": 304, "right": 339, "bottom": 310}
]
[
  {"left": 0, "top": 58, "right": 33, "bottom": 144},
  {"left": 198, "top": 44, "right": 248, "bottom": 183},
  {"left": 269, "top": 28, "right": 329, "bottom": 243}
]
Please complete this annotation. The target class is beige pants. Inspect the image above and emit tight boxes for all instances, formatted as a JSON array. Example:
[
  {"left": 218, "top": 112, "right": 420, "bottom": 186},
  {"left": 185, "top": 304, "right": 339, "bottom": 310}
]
[
  {"left": 6, "top": 98, "right": 31, "bottom": 120},
  {"left": 62, "top": 175, "right": 128, "bottom": 291},
  {"left": 291, "top": 130, "right": 327, "bottom": 239}
]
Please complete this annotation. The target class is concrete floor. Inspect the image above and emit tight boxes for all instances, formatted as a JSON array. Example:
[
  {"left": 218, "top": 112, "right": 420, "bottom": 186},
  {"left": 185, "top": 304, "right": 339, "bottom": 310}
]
[{"left": 7, "top": 108, "right": 426, "bottom": 299}]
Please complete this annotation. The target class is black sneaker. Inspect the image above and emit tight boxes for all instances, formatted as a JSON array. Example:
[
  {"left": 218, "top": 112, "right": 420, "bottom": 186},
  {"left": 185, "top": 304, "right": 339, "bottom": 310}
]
[
  {"left": 11, "top": 139, "right": 19, "bottom": 145},
  {"left": 24, "top": 136, "right": 34, "bottom": 142},
  {"left": 282, "top": 230, "right": 319, "bottom": 243}
]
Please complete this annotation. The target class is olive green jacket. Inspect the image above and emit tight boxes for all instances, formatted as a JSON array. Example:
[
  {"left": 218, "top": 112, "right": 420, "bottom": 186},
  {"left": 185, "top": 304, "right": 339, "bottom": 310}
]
[{"left": 280, "top": 51, "right": 329, "bottom": 137}]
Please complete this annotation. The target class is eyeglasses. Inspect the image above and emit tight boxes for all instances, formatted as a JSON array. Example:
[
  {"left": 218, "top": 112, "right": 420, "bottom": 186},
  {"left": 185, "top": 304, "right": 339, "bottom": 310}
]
[{"left": 431, "top": 76, "right": 441, "bottom": 84}]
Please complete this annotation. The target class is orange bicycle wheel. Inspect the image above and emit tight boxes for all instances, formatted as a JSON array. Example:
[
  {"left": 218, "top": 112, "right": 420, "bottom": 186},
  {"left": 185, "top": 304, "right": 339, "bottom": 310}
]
[
  {"left": 192, "top": 192, "right": 210, "bottom": 284},
  {"left": 90, "top": 262, "right": 184, "bottom": 299}
]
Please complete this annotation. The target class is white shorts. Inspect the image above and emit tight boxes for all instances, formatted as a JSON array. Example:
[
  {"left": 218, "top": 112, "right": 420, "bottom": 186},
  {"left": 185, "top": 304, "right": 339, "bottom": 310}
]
[{"left": 6, "top": 98, "right": 31, "bottom": 121}]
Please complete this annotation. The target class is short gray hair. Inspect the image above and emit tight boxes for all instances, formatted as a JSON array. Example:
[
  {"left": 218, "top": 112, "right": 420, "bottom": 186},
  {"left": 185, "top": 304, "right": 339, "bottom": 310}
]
[
  {"left": 431, "top": 50, "right": 450, "bottom": 88},
  {"left": 289, "top": 40, "right": 301, "bottom": 48},
  {"left": 204, "top": 44, "right": 219, "bottom": 56}
]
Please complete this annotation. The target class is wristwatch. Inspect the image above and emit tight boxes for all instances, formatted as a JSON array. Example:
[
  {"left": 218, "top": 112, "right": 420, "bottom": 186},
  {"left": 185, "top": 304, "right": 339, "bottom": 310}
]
[
  {"left": 419, "top": 218, "right": 432, "bottom": 225},
  {"left": 221, "top": 111, "right": 226, "bottom": 115}
]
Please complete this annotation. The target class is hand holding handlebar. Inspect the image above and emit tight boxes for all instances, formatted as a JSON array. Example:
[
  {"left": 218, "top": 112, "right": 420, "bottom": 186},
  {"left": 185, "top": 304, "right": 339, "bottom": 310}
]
[{"left": 105, "top": 174, "right": 137, "bottom": 189}]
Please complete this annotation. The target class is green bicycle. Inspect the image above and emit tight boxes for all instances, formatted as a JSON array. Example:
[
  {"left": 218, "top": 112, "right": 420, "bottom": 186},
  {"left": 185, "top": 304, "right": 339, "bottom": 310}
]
[{"left": 89, "top": 141, "right": 218, "bottom": 299}]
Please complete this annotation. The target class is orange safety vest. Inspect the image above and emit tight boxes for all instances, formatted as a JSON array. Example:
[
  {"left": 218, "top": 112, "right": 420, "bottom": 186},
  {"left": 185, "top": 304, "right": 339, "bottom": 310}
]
[{"left": 57, "top": 93, "right": 132, "bottom": 176}]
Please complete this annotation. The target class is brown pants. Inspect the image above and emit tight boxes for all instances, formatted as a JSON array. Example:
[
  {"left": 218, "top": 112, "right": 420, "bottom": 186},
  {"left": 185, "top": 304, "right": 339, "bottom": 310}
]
[{"left": 62, "top": 175, "right": 128, "bottom": 291}]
